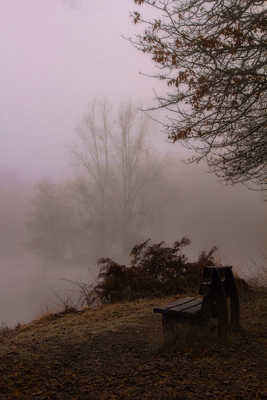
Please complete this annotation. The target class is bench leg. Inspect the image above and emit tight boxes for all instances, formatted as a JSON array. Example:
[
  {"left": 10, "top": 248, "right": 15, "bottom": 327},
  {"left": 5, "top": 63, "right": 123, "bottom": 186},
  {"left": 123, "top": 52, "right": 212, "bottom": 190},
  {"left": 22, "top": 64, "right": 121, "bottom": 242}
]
[
  {"left": 162, "top": 315, "right": 178, "bottom": 342},
  {"left": 162, "top": 315, "right": 195, "bottom": 344}
]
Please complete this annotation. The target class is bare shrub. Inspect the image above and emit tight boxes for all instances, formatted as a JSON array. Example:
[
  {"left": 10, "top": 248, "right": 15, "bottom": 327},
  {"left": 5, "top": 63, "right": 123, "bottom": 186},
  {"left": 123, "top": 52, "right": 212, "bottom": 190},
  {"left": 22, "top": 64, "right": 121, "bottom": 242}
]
[
  {"left": 247, "top": 254, "right": 267, "bottom": 289},
  {"left": 51, "top": 289, "right": 79, "bottom": 315},
  {"left": 62, "top": 279, "right": 100, "bottom": 309},
  {"left": 94, "top": 237, "right": 217, "bottom": 303}
]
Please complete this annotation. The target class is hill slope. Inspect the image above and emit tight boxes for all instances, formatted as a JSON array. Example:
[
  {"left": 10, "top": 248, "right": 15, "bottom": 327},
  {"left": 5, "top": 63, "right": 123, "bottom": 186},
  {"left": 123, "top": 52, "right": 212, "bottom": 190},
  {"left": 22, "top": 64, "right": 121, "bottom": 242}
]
[{"left": 0, "top": 290, "right": 267, "bottom": 400}]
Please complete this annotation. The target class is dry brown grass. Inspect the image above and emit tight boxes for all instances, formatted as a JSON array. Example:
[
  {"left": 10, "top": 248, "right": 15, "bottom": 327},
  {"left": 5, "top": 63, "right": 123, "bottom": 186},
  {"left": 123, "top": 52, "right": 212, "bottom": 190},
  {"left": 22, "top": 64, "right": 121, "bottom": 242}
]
[{"left": 0, "top": 287, "right": 267, "bottom": 399}]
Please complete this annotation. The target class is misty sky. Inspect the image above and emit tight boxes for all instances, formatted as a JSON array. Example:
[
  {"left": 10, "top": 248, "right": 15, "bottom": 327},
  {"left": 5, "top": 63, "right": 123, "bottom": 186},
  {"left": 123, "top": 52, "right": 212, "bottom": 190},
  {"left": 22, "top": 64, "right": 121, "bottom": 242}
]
[
  {"left": 0, "top": 0, "right": 164, "bottom": 180},
  {"left": 0, "top": 1, "right": 266, "bottom": 265}
]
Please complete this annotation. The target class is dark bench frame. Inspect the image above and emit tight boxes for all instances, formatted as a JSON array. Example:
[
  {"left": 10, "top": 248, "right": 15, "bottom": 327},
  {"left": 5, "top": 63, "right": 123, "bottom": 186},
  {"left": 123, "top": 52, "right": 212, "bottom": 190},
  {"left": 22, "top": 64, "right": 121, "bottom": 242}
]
[{"left": 154, "top": 265, "right": 240, "bottom": 339}]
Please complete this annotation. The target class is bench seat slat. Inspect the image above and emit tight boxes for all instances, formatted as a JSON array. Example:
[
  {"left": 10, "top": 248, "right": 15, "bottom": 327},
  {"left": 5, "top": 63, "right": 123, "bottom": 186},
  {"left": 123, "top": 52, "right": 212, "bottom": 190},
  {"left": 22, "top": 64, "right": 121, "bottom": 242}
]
[
  {"left": 170, "top": 298, "right": 202, "bottom": 312},
  {"left": 154, "top": 297, "right": 202, "bottom": 314},
  {"left": 153, "top": 297, "right": 195, "bottom": 313},
  {"left": 171, "top": 303, "right": 202, "bottom": 314},
  {"left": 164, "top": 297, "right": 197, "bottom": 309}
]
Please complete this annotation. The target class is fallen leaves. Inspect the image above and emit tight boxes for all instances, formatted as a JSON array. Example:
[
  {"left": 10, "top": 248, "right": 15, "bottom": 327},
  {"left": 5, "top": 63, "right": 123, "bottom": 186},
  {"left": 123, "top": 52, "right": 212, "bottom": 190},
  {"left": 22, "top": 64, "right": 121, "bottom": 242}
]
[{"left": 0, "top": 291, "right": 266, "bottom": 399}]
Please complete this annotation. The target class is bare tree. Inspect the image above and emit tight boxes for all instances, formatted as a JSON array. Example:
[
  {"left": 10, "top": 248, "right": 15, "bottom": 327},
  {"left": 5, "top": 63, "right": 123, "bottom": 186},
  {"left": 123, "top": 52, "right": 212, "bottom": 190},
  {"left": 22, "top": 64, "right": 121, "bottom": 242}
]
[
  {"left": 131, "top": 0, "right": 267, "bottom": 189},
  {"left": 72, "top": 100, "right": 163, "bottom": 257},
  {"left": 72, "top": 100, "right": 115, "bottom": 255},
  {"left": 25, "top": 101, "right": 165, "bottom": 263}
]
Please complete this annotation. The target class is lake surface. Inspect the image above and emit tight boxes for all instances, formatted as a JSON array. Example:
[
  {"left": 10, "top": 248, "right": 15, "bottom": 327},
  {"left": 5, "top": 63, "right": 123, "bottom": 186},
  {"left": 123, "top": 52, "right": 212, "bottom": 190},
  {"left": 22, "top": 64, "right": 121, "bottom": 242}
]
[{"left": 0, "top": 251, "right": 97, "bottom": 327}]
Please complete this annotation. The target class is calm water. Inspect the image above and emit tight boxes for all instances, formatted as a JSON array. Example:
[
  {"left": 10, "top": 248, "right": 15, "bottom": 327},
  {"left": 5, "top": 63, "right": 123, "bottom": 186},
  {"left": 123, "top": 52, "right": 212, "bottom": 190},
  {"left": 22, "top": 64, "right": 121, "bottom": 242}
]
[{"left": 0, "top": 252, "right": 97, "bottom": 327}]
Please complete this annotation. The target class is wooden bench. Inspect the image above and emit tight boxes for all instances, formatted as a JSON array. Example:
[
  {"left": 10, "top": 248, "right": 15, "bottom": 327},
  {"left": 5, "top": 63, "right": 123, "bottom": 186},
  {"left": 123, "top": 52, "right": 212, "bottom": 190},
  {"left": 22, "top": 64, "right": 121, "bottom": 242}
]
[{"left": 154, "top": 265, "right": 240, "bottom": 339}]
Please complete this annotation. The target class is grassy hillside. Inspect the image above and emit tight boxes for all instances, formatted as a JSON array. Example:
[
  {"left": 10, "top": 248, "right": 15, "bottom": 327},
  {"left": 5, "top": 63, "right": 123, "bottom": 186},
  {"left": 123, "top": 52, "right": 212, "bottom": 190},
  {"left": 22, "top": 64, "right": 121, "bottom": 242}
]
[{"left": 0, "top": 288, "right": 267, "bottom": 400}]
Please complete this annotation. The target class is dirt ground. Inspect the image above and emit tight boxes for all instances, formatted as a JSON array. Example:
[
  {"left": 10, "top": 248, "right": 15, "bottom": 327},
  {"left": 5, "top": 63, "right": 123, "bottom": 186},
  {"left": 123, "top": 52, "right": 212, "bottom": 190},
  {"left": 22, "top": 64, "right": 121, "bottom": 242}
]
[{"left": 0, "top": 289, "right": 267, "bottom": 400}]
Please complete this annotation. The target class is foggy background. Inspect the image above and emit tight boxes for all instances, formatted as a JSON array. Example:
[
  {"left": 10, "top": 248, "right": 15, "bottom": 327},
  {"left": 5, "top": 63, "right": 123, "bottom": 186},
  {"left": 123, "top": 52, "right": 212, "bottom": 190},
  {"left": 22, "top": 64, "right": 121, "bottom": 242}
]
[{"left": 0, "top": 0, "right": 266, "bottom": 327}]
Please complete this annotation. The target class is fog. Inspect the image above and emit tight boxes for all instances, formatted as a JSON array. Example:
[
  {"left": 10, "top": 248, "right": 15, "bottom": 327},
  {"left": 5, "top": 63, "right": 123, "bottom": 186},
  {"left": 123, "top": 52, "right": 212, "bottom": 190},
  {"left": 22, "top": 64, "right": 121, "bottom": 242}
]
[{"left": 0, "top": 1, "right": 266, "bottom": 327}]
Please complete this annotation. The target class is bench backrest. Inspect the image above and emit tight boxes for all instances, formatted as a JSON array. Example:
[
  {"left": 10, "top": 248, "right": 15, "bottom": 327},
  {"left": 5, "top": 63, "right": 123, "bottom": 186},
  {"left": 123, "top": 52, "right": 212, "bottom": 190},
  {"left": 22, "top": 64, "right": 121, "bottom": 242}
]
[
  {"left": 199, "top": 265, "right": 240, "bottom": 333},
  {"left": 199, "top": 266, "right": 236, "bottom": 298}
]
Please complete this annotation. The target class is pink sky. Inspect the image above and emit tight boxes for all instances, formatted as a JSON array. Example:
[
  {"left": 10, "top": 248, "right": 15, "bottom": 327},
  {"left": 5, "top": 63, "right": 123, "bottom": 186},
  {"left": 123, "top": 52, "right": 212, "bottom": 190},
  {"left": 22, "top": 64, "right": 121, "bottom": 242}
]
[{"left": 0, "top": 0, "right": 163, "bottom": 179}]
